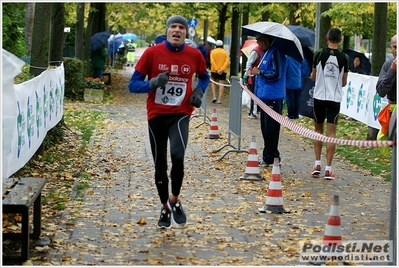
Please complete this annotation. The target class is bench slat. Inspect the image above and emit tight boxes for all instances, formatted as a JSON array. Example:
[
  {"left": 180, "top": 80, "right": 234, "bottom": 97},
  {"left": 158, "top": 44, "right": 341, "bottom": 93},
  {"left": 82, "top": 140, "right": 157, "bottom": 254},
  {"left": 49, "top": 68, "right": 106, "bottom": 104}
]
[{"left": 3, "top": 178, "right": 46, "bottom": 208}]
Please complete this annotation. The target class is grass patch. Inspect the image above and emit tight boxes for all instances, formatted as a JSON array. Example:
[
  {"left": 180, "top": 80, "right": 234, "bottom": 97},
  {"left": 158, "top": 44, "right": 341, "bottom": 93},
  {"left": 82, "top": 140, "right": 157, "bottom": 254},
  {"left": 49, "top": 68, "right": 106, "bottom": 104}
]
[{"left": 292, "top": 114, "right": 392, "bottom": 181}]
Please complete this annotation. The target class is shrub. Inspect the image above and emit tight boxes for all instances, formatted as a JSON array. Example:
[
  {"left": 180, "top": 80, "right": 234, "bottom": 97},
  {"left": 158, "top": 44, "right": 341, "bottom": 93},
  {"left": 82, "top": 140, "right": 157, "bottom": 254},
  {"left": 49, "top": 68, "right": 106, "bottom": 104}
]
[{"left": 64, "top": 57, "right": 84, "bottom": 100}]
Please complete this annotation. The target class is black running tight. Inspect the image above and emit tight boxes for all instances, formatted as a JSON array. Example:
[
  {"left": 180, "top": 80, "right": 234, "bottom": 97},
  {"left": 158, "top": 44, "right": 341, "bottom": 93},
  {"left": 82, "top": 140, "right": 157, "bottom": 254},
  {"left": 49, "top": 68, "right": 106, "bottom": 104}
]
[{"left": 148, "top": 113, "right": 189, "bottom": 204}]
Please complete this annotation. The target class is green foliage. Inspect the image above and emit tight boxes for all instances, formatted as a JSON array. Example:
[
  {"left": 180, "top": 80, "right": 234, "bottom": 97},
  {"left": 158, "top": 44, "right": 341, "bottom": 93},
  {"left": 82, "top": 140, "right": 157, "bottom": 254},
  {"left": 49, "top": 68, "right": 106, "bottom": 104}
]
[
  {"left": 2, "top": 3, "right": 27, "bottom": 57},
  {"left": 64, "top": 57, "right": 84, "bottom": 100},
  {"left": 82, "top": 77, "right": 107, "bottom": 90},
  {"left": 14, "top": 65, "right": 35, "bottom": 84}
]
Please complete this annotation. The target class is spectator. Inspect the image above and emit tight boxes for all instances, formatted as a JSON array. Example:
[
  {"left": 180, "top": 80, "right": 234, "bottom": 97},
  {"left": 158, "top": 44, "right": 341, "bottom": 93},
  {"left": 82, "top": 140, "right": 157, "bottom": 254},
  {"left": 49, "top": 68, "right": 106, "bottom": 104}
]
[
  {"left": 126, "top": 39, "right": 137, "bottom": 67},
  {"left": 91, "top": 45, "right": 107, "bottom": 79},
  {"left": 243, "top": 43, "right": 262, "bottom": 118},
  {"left": 251, "top": 34, "right": 287, "bottom": 166},
  {"left": 210, "top": 40, "right": 229, "bottom": 104},
  {"left": 350, "top": 56, "right": 367, "bottom": 74}
]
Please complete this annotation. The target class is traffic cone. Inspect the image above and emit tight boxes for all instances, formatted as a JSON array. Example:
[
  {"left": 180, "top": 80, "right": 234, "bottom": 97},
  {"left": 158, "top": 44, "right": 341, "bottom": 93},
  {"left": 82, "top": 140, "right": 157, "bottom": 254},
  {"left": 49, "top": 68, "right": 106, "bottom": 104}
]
[
  {"left": 258, "top": 158, "right": 285, "bottom": 213},
  {"left": 207, "top": 108, "right": 220, "bottom": 139},
  {"left": 323, "top": 195, "right": 342, "bottom": 244},
  {"left": 240, "top": 136, "right": 263, "bottom": 181},
  {"left": 310, "top": 195, "right": 342, "bottom": 264}
]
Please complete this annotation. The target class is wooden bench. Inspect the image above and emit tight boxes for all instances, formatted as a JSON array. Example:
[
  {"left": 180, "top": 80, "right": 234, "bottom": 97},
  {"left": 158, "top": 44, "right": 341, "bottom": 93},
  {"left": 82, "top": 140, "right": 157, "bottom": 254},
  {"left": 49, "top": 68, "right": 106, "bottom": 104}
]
[
  {"left": 2, "top": 177, "right": 46, "bottom": 263},
  {"left": 103, "top": 71, "right": 111, "bottom": 85}
]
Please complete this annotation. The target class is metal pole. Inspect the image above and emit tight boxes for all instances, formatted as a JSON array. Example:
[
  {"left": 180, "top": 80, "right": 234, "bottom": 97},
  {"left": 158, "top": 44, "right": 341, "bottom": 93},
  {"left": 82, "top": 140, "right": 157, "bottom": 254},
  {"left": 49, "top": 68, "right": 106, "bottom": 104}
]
[
  {"left": 315, "top": 3, "right": 321, "bottom": 51},
  {"left": 388, "top": 109, "right": 397, "bottom": 265}
]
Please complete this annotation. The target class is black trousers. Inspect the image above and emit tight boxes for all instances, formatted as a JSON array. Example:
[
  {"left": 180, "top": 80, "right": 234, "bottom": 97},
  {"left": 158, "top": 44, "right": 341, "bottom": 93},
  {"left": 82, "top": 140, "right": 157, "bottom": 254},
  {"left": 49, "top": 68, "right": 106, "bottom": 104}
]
[{"left": 148, "top": 113, "right": 189, "bottom": 204}]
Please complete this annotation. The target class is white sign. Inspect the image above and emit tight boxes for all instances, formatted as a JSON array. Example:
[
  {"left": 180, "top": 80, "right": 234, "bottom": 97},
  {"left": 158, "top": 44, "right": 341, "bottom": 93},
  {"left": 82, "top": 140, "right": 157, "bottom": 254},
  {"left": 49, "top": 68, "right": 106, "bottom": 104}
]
[
  {"left": 188, "top": 27, "right": 196, "bottom": 37},
  {"left": 64, "top": 27, "right": 70, "bottom": 33},
  {"left": 2, "top": 50, "right": 65, "bottom": 178}
]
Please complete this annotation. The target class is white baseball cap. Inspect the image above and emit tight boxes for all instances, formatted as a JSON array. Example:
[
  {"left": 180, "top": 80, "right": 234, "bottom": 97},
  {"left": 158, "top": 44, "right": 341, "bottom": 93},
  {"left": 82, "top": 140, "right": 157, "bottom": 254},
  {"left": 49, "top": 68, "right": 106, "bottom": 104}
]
[{"left": 215, "top": 40, "right": 223, "bottom": 46}]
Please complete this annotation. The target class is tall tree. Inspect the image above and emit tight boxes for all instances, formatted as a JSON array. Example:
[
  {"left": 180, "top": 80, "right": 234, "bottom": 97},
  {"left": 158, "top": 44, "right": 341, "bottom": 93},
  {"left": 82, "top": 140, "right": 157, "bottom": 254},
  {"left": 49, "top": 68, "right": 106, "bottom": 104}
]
[
  {"left": 2, "top": 3, "right": 27, "bottom": 57},
  {"left": 30, "top": 3, "right": 51, "bottom": 76},
  {"left": 25, "top": 3, "right": 35, "bottom": 56},
  {"left": 241, "top": 5, "right": 249, "bottom": 77},
  {"left": 319, "top": 3, "right": 332, "bottom": 48},
  {"left": 75, "top": 3, "right": 85, "bottom": 60},
  {"left": 216, "top": 3, "right": 229, "bottom": 41},
  {"left": 49, "top": 3, "right": 65, "bottom": 64},
  {"left": 230, "top": 3, "right": 240, "bottom": 77},
  {"left": 367, "top": 2, "right": 388, "bottom": 140}
]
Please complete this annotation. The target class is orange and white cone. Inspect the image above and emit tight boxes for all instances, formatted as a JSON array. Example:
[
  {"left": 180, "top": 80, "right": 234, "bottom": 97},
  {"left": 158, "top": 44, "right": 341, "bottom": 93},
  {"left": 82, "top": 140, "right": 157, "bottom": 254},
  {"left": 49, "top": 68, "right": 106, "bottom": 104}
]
[
  {"left": 207, "top": 108, "right": 220, "bottom": 139},
  {"left": 240, "top": 136, "right": 263, "bottom": 181},
  {"left": 310, "top": 195, "right": 343, "bottom": 264},
  {"left": 258, "top": 158, "right": 285, "bottom": 213}
]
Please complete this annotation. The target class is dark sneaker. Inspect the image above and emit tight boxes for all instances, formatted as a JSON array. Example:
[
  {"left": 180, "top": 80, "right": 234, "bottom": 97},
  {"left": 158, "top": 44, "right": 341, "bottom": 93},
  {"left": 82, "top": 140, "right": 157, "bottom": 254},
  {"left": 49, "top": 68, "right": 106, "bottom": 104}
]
[
  {"left": 157, "top": 208, "right": 172, "bottom": 229},
  {"left": 212, "top": 97, "right": 217, "bottom": 103},
  {"left": 324, "top": 170, "right": 336, "bottom": 180},
  {"left": 168, "top": 199, "right": 187, "bottom": 226},
  {"left": 311, "top": 165, "right": 321, "bottom": 177}
]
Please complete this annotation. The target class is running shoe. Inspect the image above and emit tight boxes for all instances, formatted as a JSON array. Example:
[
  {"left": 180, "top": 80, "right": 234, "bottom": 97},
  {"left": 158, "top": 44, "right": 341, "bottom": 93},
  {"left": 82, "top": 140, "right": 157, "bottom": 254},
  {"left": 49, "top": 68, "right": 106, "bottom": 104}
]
[
  {"left": 157, "top": 207, "right": 172, "bottom": 229},
  {"left": 217, "top": 99, "right": 222, "bottom": 104},
  {"left": 167, "top": 199, "right": 187, "bottom": 226},
  {"left": 311, "top": 165, "right": 321, "bottom": 177},
  {"left": 212, "top": 97, "right": 217, "bottom": 103},
  {"left": 248, "top": 114, "right": 257, "bottom": 119},
  {"left": 324, "top": 170, "right": 336, "bottom": 180}
]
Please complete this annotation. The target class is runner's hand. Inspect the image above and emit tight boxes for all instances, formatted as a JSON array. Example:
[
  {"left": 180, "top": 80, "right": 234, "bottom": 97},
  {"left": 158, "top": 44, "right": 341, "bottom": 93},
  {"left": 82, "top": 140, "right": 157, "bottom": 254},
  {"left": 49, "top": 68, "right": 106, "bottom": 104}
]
[
  {"left": 189, "top": 88, "right": 203, "bottom": 108},
  {"left": 149, "top": 72, "right": 169, "bottom": 90}
]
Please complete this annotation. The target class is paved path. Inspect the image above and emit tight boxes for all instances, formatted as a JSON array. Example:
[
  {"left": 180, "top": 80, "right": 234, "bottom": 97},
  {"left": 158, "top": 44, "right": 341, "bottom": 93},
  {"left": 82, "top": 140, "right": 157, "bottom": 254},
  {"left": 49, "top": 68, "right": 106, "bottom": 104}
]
[{"left": 34, "top": 47, "right": 392, "bottom": 266}]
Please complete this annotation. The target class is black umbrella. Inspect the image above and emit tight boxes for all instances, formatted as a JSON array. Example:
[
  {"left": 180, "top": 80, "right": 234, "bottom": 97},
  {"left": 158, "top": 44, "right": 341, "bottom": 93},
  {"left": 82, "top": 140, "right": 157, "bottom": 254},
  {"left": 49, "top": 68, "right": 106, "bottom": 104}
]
[
  {"left": 90, "top": 31, "right": 111, "bottom": 52},
  {"left": 343, "top": 49, "right": 371, "bottom": 75},
  {"left": 287, "top": 25, "right": 315, "bottom": 47}
]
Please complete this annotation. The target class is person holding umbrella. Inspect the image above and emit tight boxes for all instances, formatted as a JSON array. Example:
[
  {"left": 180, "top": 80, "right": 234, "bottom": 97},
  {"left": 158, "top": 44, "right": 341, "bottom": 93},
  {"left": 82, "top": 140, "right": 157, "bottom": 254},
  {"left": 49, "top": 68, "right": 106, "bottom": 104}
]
[
  {"left": 90, "top": 31, "right": 110, "bottom": 79},
  {"left": 251, "top": 34, "right": 287, "bottom": 166},
  {"left": 128, "top": 15, "right": 210, "bottom": 229},
  {"left": 310, "top": 28, "right": 349, "bottom": 180},
  {"left": 91, "top": 45, "right": 108, "bottom": 79}
]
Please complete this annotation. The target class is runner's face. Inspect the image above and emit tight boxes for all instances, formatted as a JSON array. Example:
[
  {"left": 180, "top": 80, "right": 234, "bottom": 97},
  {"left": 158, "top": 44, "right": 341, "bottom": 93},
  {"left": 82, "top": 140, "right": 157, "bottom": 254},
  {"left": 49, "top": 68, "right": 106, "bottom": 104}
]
[{"left": 167, "top": 23, "right": 186, "bottom": 47}]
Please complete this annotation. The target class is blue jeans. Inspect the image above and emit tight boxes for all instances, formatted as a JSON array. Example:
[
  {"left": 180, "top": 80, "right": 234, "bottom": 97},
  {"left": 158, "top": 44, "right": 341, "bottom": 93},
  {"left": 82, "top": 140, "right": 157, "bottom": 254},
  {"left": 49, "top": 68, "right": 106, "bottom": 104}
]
[
  {"left": 260, "top": 100, "right": 283, "bottom": 164},
  {"left": 286, "top": 88, "right": 301, "bottom": 119},
  {"left": 94, "top": 68, "right": 103, "bottom": 79}
]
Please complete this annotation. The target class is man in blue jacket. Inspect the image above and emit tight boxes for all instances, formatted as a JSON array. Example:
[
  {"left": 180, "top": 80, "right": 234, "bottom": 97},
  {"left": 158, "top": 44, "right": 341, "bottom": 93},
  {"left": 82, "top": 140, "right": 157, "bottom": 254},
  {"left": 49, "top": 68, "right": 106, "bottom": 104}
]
[{"left": 251, "top": 34, "right": 286, "bottom": 166}]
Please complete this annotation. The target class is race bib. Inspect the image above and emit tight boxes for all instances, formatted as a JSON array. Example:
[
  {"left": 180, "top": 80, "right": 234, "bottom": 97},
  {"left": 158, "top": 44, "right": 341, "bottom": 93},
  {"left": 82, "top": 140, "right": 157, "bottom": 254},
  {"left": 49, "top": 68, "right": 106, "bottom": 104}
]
[{"left": 154, "top": 81, "right": 187, "bottom": 106}]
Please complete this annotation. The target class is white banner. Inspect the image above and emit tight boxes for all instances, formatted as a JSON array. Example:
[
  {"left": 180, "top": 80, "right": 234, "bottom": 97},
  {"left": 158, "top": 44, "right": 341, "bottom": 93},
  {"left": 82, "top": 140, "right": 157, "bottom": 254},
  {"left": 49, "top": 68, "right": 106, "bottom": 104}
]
[
  {"left": 2, "top": 49, "right": 65, "bottom": 178},
  {"left": 340, "top": 72, "right": 388, "bottom": 129}
]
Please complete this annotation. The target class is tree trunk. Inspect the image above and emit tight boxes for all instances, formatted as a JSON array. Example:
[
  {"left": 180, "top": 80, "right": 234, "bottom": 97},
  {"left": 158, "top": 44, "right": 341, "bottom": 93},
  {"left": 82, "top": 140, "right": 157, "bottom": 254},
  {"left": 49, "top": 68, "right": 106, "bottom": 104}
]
[
  {"left": 289, "top": 3, "right": 300, "bottom": 24},
  {"left": 75, "top": 3, "right": 85, "bottom": 60},
  {"left": 217, "top": 3, "right": 228, "bottom": 42},
  {"left": 25, "top": 3, "right": 35, "bottom": 56},
  {"left": 367, "top": 3, "right": 388, "bottom": 140},
  {"left": 318, "top": 3, "right": 332, "bottom": 48},
  {"left": 371, "top": 3, "right": 388, "bottom": 76},
  {"left": 50, "top": 3, "right": 65, "bottom": 64},
  {"left": 229, "top": 3, "right": 240, "bottom": 77},
  {"left": 261, "top": 3, "right": 270, "bottom": 21},
  {"left": 241, "top": 6, "right": 249, "bottom": 77},
  {"left": 342, "top": 35, "right": 350, "bottom": 51},
  {"left": 30, "top": 3, "right": 51, "bottom": 77}
]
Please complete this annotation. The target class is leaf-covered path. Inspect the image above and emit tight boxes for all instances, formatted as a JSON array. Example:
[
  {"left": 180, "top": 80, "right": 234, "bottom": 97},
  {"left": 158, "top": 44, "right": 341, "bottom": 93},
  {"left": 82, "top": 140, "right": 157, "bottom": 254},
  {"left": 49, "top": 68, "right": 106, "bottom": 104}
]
[{"left": 32, "top": 60, "right": 391, "bottom": 266}]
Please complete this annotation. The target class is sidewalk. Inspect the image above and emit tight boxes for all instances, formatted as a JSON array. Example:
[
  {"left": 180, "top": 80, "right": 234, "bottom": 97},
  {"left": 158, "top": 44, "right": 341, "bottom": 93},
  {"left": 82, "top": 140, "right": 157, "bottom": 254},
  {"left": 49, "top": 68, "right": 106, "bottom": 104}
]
[{"left": 35, "top": 52, "right": 392, "bottom": 266}]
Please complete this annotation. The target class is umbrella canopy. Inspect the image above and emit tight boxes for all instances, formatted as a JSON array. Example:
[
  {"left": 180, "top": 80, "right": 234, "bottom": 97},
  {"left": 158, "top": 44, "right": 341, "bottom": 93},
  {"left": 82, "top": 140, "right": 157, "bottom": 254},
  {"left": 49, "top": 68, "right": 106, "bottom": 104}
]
[
  {"left": 287, "top": 25, "right": 315, "bottom": 47},
  {"left": 343, "top": 49, "right": 371, "bottom": 75},
  {"left": 241, "top": 39, "right": 258, "bottom": 58},
  {"left": 155, "top": 35, "right": 166, "bottom": 44},
  {"left": 108, "top": 33, "right": 123, "bottom": 54},
  {"left": 90, "top": 31, "right": 111, "bottom": 52},
  {"left": 242, "top": 21, "right": 303, "bottom": 63},
  {"left": 123, "top": 33, "right": 138, "bottom": 41},
  {"left": 207, "top": 36, "right": 216, "bottom": 44},
  {"left": 185, "top": 38, "right": 197, "bottom": 48}
]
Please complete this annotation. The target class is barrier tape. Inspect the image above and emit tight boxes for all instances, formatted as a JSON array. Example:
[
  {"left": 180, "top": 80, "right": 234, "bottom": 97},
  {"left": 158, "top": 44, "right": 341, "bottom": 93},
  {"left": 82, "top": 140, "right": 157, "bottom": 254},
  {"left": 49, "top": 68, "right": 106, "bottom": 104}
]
[
  {"left": 210, "top": 78, "right": 231, "bottom": 87},
  {"left": 238, "top": 81, "right": 396, "bottom": 147}
]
